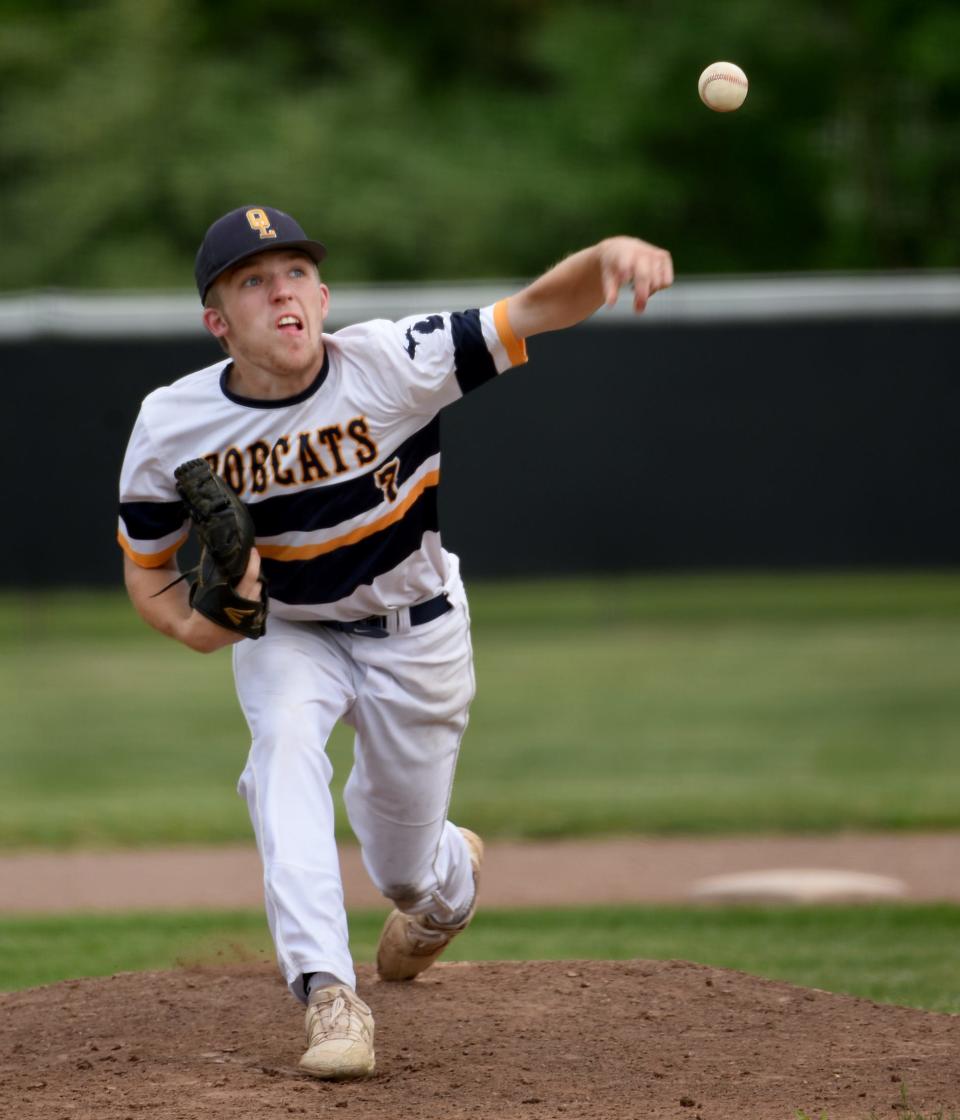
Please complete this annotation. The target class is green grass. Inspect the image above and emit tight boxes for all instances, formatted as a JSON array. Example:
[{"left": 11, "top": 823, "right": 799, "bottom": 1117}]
[
  {"left": 800, "top": 1085, "right": 960, "bottom": 1120},
  {"left": 3, "top": 571, "right": 960, "bottom": 846},
  {"left": 3, "top": 903, "right": 960, "bottom": 1015}
]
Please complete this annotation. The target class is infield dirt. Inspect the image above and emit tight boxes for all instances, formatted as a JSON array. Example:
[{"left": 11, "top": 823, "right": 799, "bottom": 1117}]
[
  {"left": 3, "top": 832, "right": 960, "bottom": 912},
  {"left": 2, "top": 958, "right": 959, "bottom": 1120}
]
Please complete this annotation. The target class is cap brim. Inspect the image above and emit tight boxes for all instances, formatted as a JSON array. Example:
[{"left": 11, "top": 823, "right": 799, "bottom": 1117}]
[{"left": 202, "top": 239, "right": 328, "bottom": 301}]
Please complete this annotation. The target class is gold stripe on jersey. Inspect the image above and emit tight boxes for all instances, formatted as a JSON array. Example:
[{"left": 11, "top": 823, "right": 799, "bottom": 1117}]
[
  {"left": 117, "top": 529, "right": 189, "bottom": 568},
  {"left": 493, "top": 299, "right": 528, "bottom": 368},
  {"left": 258, "top": 469, "right": 440, "bottom": 562}
]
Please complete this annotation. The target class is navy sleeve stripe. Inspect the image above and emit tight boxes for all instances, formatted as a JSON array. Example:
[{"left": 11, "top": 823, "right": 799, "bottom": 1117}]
[
  {"left": 451, "top": 309, "right": 497, "bottom": 395},
  {"left": 118, "top": 499, "right": 185, "bottom": 540}
]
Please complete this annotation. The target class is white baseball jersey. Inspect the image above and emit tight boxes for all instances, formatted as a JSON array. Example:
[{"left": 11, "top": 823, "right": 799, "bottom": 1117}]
[{"left": 118, "top": 301, "right": 526, "bottom": 620}]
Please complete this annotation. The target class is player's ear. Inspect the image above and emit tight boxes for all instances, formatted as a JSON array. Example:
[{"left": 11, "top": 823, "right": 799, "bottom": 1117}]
[
  {"left": 318, "top": 281, "right": 330, "bottom": 318},
  {"left": 203, "top": 305, "right": 229, "bottom": 340}
]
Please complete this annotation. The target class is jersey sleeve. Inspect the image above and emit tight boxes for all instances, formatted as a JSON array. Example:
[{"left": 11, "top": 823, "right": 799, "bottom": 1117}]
[
  {"left": 369, "top": 298, "right": 528, "bottom": 415},
  {"left": 117, "top": 410, "right": 190, "bottom": 568}
]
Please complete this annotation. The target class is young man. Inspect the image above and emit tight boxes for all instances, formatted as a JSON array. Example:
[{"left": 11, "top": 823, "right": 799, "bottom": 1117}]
[{"left": 118, "top": 206, "right": 672, "bottom": 1080}]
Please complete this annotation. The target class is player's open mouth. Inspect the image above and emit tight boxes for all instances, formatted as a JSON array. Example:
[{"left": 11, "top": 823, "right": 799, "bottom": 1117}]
[{"left": 276, "top": 315, "right": 303, "bottom": 333}]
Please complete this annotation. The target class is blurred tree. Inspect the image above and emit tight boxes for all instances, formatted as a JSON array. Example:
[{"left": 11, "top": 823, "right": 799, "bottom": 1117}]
[{"left": 0, "top": 0, "right": 956, "bottom": 289}]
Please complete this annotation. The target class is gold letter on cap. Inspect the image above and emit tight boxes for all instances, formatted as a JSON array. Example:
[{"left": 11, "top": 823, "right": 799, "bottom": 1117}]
[{"left": 246, "top": 209, "right": 277, "bottom": 240}]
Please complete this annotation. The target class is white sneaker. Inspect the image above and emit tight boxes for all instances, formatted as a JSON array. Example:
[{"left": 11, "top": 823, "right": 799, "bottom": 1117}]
[
  {"left": 376, "top": 828, "right": 484, "bottom": 982},
  {"left": 298, "top": 984, "right": 375, "bottom": 1080}
]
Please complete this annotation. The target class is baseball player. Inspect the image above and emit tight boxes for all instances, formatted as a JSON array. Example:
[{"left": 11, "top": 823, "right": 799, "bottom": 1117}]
[{"left": 118, "top": 205, "right": 672, "bottom": 1080}]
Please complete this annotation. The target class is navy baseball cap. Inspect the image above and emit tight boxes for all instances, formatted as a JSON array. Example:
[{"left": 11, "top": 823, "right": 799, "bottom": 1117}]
[{"left": 195, "top": 205, "right": 327, "bottom": 302}]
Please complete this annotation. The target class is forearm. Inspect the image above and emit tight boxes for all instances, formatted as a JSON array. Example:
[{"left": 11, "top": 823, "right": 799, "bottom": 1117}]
[
  {"left": 506, "top": 245, "right": 607, "bottom": 338},
  {"left": 123, "top": 557, "right": 243, "bottom": 653},
  {"left": 505, "top": 235, "right": 673, "bottom": 340}
]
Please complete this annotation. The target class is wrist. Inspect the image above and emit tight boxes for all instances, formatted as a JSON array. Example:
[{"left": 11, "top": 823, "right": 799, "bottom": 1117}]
[{"left": 179, "top": 609, "right": 241, "bottom": 653}]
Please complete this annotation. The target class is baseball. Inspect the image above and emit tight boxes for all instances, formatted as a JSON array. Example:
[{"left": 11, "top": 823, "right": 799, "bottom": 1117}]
[{"left": 698, "top": 61, "right": 748, "bottom": 112}]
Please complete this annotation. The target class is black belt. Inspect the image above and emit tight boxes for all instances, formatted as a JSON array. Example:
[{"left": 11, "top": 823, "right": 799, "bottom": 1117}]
[{"left": 318, "top": 593, "right": 452, "bottom": 639}]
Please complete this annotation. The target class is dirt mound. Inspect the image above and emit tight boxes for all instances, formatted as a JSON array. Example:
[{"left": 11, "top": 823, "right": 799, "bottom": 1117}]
[{"left": 2, "top": 960, "right": 958, "bottom": 1120}]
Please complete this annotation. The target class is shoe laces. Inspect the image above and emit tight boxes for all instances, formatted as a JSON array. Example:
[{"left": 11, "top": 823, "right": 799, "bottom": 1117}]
[
  {"left": 308, "top": 988, "right": 370, "bottom": 1045},
  {"left": 403, "top": 902, "right": 474, "bottom": 952},
  {"left": 406, "top": 917, "right": 456, "bottom": 950}
]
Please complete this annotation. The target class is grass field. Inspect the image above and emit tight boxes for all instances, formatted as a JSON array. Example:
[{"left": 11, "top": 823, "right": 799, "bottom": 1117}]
[
  {"left": 2, "top": 903, "right": 959, "bottom": 1014},
  {"left": 2, "top": 571, "right": 960, "bottom": 847}
]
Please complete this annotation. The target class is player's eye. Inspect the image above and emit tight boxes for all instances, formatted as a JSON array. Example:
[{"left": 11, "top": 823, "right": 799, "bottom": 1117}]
[
  {"left": 290, "top": 267, "right": 305, "bottom": 278},
  {"left": 241, "top": 275, "right": 261, "bottom": 287}
]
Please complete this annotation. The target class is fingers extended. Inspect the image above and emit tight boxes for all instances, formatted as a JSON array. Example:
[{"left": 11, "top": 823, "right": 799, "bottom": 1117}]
[{"left": 603, "top": 238, "right": 673, "bottom": 311}]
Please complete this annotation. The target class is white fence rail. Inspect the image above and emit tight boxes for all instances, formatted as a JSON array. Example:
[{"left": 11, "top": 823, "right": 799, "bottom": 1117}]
[{"left": 1, "top": 273, "right": 958, "bottom": 341}]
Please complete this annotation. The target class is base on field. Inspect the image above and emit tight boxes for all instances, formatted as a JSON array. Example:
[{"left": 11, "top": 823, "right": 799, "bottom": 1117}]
[{"left": 690, "top": 867, "right": 907, "bottom": 903}]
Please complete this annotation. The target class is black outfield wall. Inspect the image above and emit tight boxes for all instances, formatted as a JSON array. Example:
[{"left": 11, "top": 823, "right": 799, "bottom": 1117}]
[{"left": 3, "top": 315, "right": 958, "bottom": 587}]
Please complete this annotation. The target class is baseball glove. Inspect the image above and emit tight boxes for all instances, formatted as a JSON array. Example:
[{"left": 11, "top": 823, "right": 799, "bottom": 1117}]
[{"left": 173, "top": 458, "right": 267, "bottom": 640}]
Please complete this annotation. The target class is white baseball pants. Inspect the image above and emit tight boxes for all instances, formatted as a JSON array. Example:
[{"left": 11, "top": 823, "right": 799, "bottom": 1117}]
[{"left": 232, "top": 584, "right": 477, "bottom": 1001}]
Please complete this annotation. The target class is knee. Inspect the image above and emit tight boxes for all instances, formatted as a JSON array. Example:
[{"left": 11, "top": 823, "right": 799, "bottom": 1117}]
[
  {"left": 242, "top": 708, "right": 334, "bottom": 790},
  {"left": 248, "top": 703, "right": 333, "bottom": 769},
  {"left": 252, "top": 704, "right": 307, "bottom": 746}
]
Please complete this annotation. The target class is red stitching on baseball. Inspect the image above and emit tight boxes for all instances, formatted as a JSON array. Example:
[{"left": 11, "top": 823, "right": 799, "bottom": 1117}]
[{"left": 702, "top": 72, "right": 748, "bottom": 88}]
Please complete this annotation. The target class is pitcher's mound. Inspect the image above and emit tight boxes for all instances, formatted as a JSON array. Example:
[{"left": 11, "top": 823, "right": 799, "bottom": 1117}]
[{"left": 2, "top": 960, "right": 958, "bottom": 1119}]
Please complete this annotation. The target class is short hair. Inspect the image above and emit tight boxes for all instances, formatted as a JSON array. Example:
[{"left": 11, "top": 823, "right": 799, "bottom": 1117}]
[{"left": 203, "top": 284, "right": 231, "bottom": 355}]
